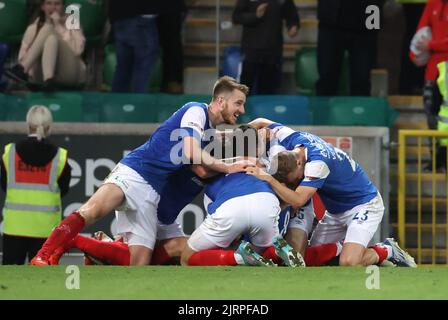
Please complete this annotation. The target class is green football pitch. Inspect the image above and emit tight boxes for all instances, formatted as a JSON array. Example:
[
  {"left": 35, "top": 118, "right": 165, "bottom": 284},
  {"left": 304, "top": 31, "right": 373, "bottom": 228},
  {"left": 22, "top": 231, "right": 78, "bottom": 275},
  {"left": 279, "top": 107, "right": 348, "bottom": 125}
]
[{"left": 0, "top": 266, "right": 447, "bottom": 300}]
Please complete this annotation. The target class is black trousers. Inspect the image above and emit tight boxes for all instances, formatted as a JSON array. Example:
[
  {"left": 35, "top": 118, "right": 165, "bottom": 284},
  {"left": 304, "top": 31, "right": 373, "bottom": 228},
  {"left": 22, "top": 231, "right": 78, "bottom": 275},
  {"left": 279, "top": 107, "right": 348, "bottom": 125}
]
[
  {"left": 316, "top": 25, "right": 377, "bottom": 96},
  {"left": 2, "top": 234, "right": 46, "bottom": 265},
  {"left": 157, "top": 12, "right": 184, "bottom": 92},
  {"left": 240, "top": 52, "right": 282, "bottom": 95}
]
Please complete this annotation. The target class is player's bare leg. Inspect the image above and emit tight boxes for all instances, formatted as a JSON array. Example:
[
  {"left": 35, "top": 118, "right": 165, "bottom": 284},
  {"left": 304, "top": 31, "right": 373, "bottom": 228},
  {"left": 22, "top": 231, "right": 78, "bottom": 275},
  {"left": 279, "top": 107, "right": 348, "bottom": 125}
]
[
  {"left": 78, "top": 184, "right": 125, "bottom": 225},
  {"left": 339, "top": 242, "right": 373, "bottom": 266},
  {"left": 31, "top": 184, "right": 125, "bottom": 265},
  {"left": 180, "top": 244, "right": 196, "bottom": 266},
  {"left": 285, "top": 228, "right": 308, "bottom": 257},
  {"left": 153, "top": 237, "right": 187, "bottom": 265},
  {"left": 129, "top": 245, "right": 152, "bottom": 266}
]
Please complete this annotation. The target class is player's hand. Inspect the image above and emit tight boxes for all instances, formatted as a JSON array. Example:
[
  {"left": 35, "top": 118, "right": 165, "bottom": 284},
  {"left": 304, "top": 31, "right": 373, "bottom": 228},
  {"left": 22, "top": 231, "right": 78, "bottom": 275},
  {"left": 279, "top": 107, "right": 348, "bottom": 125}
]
[
  {"left": 256, "top": 3, "right": 268, "bottom": 18},
  {"left": 225, "top": 160, "right": 256, "bottom": 174},
  {"left": 245, "top": 166, "right": 273, "bottom": 183},
  {"left": 288, "top": 26, "right": 298, "bottom": 38},
  {"left": 50, "top": 11, "right": 62, "bottom": 25}
]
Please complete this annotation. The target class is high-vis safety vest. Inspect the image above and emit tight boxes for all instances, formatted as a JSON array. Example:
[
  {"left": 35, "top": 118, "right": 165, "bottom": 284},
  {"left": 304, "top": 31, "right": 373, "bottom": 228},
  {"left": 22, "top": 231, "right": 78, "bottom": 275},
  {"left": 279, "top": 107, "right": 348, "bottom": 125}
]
[
  {"left": 2, "top": 143, "right": 67, "bottom": 238},
  {"left": 437, "top": 61, "right": 448, "bottom": 146}
]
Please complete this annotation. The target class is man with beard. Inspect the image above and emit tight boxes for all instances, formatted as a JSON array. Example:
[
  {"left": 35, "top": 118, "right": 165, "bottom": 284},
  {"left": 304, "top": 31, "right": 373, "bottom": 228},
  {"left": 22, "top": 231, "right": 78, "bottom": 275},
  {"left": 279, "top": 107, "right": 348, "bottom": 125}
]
[{"left": 31, "top": 76, "right": 254, "bottom": 266}]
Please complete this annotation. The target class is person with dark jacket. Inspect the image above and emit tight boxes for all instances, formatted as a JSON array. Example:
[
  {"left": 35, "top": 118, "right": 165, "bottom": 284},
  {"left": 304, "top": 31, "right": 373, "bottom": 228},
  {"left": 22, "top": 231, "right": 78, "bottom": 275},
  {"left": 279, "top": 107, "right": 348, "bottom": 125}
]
[
  {"left": 1, "top": 106, "right": 71, "bottom": 265},
  {"left": 108, "top": 0, "right": 162, "bottom": 93},
  {"left": 157, "top": 1, "right": 187, "bottom": 94},
  {"left": 233, "top": 0, "right": 300, "bottom": 95},
  {"left": 316, "top": 0, "right": 385, "bottom": 96}
]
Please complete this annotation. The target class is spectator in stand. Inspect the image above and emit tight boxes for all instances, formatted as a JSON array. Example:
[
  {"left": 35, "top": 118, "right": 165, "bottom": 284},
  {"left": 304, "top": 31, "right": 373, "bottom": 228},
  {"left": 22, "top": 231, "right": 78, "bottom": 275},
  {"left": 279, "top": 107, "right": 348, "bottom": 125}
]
[
  {"left": 316, "top": 0, "right": 385, "bottom": 96},
  {"left": 233, "top": 0, "right": 300, "bottom": 95},
  {"left": 398, "top": 0, "right": 426, "bottom": 95},
  {"left": 157, "top": 1, "right": 187, "bottom": 94},
  {"left": 1, "top": 106, "right": 71, "bottom": 265},
  {"left": 109, "top": 0, "right": 161, "bottom": 93},
  {"left": 4, "top": 0, "right": 86, "bottom": 91},
  {"left": 410, "top": 0, "right": 448, "bottom": 170}
]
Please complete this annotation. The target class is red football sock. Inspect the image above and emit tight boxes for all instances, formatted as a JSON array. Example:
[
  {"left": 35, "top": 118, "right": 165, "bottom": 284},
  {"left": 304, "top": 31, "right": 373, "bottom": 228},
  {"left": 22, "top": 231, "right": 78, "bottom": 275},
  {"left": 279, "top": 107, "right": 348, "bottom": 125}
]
[
  {"left": 262, "top": 246, "right": 283, "bottom": 265},
  {"left": 36, "top": 212, "right": 85, "bottom": 260},
  {"left": 370, "top": 245, "right": 388, "bottom": 264},
  {"left": 73, "top": 235, "right": 130, "bottom": 266},
  {"left": 305, "top": 243, "right": 338, "bottom": 266},
  {"left": 151, "top": 245, "right": 172, "bottom": 265},
  {"left": 188, "top": 250, "right": 237, "bottom": 266}
]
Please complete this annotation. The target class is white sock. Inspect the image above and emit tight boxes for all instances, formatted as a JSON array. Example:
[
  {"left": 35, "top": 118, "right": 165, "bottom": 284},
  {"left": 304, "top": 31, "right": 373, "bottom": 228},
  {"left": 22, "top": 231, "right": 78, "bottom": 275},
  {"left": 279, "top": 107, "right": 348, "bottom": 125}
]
[
  {"left": 384, "top": 245, "right": 393, "bottom": 259},
  {"left": 336, "top": 241, "right": 344, "bottom": 256},
  {"left": 234, "top": 253, "right": 245, "bottom": 265}
]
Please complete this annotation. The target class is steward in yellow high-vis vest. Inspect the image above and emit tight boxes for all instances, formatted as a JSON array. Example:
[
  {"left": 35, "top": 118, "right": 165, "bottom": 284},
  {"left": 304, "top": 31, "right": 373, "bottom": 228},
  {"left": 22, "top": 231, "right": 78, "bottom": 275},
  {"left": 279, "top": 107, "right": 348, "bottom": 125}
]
[
  {"left": 1, "top": 106, "right": 71, "bottom": 265},
  {"left": 2, "top": 143, "right": 67, "bottom": 238},
  {"left": 437, "top": 61, "right": 448, "bottom": 147}
]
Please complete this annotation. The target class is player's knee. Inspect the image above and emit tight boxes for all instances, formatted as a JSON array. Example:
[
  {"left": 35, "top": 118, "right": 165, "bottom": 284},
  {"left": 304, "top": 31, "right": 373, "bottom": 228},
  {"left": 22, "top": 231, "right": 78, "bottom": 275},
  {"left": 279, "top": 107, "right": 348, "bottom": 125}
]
[
  {"left": 339, "top": 254, "right": 362, "bottom": 267},
  {"left": 129, "top": 247, "right": 151, "bottom": 266},
  {"left": 167, "top": 237, "right": 188, "bottom": 257}
]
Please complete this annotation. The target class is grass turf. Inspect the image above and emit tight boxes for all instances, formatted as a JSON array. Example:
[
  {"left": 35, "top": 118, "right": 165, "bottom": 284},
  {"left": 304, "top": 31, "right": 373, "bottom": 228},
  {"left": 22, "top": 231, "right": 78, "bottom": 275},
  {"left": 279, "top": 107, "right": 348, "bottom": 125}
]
[{"left": 0, "top": 266, "right": 447, "bottom": 300}]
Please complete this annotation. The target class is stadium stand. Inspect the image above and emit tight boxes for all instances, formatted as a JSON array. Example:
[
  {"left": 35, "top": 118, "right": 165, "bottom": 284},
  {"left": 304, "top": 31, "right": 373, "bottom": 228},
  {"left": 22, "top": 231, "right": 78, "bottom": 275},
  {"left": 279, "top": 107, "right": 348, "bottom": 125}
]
[
  {"left": 0, "top": 0, "right": 447, "bottom": 265},
  {"left": 102, "top": 45, "right": 163, "bottom": 93},
  {"left": 0, "top": 0, "right": 28, "bottom": 44},
  {"left": 295, "top": 48, "right": 350, "bottom": 96},
  {"left": 64, "top": 0, "right": 107, "bottom": 45}
]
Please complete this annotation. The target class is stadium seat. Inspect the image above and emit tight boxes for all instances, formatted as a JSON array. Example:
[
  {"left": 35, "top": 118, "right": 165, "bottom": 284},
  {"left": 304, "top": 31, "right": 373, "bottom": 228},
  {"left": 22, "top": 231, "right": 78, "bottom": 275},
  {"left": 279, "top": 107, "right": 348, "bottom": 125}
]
[
  {"left": 316, "top": 96, "right": 398, "bottom": 127},
  {"left": 245, "top": 95, "right": 312, "bottom": 125},
  {"left": 221, "top": 46, "right": 242, "bottom": 80},
  {"left": 65, "top": 0, "right": 106, "bottom": 44},
  {"left": 25, "top": 92, "right": 84, "bottom": 122},
  {"left": 0, "top": 0, "right": 28, "bottom": 44},
  {"left": 102, "top": 45, "right": 163, "bottom": 93},
  {"left": 99, "top": 93, "right": 160, "bottom": 123},
  {"left": 154, "top": 94, "right": 212, "bottom": 123},
  {"left": 295, "top": 48, "right": 350, "bottom": 96}
]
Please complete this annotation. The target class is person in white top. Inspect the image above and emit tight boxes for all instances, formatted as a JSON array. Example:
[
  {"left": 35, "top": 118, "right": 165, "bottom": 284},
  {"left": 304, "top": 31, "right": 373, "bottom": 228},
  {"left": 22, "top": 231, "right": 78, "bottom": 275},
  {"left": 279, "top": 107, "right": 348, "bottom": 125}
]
[{"left": 5, "top": 0, "right": 87, "bottom": 90}]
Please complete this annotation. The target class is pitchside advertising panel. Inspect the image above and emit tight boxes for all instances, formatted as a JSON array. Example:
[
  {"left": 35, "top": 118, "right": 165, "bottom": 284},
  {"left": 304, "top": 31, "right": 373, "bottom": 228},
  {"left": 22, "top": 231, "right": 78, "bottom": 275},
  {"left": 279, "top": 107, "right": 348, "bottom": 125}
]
[{"left": 0, "top": 134, "right": 206, "bottom": 252}]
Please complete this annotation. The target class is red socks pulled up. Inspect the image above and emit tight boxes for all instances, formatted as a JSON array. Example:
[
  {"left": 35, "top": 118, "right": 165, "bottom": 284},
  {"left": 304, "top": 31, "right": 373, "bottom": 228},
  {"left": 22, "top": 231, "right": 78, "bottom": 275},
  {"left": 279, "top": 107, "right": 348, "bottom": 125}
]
[
  {"left": 369, "top": 245, "right": 388, "bottom": 264},
  {"left": 36, "top": 212, "right": 85, "bottom": 260},
  {"left": 188, "top": 250, "right": 237, "bottom": 266},
  {"left": 73, "top": 235, "right": 130, "bottom": 266}
]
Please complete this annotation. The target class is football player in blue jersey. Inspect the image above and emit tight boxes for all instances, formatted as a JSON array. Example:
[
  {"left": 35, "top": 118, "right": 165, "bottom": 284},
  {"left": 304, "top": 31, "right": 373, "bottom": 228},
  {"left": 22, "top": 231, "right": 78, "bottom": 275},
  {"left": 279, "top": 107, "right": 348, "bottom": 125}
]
[
  {"left": 180, "top": 125, "right": 306, "bottom": 267},
  {"left": 246, "top": 118, "right": 417, "bottom": 268},
  {"left": 32, "top": 76, "right": 254, "bottom": 266}
]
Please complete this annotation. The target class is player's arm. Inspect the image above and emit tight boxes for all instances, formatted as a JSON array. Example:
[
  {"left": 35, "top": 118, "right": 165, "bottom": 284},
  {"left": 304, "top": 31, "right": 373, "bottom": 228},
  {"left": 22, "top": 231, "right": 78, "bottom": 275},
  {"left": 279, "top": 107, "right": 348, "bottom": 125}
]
[
  {"left": 183, "top": 136, "right": 251, "bottom": 177},
  {"left": 191, "top": 164, "right": 220, "bottom": 179},
  {"left": 247, "top": 167, "right": 316, "bottom": 209}
]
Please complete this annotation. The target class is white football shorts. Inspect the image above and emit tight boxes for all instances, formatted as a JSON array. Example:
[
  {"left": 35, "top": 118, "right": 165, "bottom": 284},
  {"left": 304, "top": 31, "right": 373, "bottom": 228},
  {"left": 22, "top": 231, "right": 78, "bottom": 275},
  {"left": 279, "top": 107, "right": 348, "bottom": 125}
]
[
  {"left": 103, "top": 163, "right": 160, "bottom": 250},
  {"left": 309, "top": 193, "right": 385, "bottom": 248},
  {"left": 188, "top": 192, "right": 281, "bottom": 252}
]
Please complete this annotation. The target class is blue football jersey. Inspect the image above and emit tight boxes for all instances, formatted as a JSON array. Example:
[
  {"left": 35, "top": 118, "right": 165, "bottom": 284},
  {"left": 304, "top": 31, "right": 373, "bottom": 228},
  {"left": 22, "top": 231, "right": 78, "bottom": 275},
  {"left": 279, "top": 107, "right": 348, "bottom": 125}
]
[
  {"left": 120, "top": 102, "right": 215, "bottom": 195},
  {"left": 268, "top": 123, "right": 378, "bottom": 214},
  {"left": 156, "top": 166, "right": 208, "bottom": 225},
  {"left": 204, "top": 172, "right": 275, "bottom": 214}
]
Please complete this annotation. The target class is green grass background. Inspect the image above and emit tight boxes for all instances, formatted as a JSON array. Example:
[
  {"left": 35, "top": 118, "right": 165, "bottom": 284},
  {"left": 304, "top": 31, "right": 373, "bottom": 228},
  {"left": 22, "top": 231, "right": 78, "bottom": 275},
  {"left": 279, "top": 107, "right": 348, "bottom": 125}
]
[{"left": 1, "top": 266, "right": 447, "bottom": 300}]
